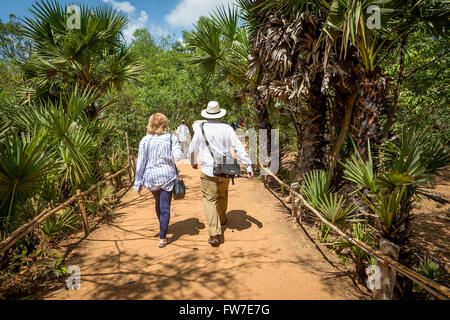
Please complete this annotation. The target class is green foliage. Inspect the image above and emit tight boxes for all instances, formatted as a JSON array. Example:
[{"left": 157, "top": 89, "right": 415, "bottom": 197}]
[
  {"left": 43, "top": 253, "right": 67, "bottom": 279},
  {"left": 343, "top": 126, "right": 450, "bottom": 242},
  {"left": 21, "top": 0, "right": 142, "bottom": 117},
  {"left": 302, "top": 169, "right": 359, "bottom": 242},
  {"left": 301, "top": 170, "right": 329, "bottom": 210},
  {"left": 331, "top": 223, "right": 376, "bottom": 265},
  {"left": 414, "top": 257, "right": 444, "bottom": 297},
  {"left": 0, "top": 14, "right": 32, "bottom": 63},
  {"left": 186, "top": 5, "right": 250, "bottom": 86},
  {"left": 107, "top": 151, "right": 127, "bottom": 187},
  {"left": 340, "top": 141, "right": 376, "bottom": 191},
  {"left": 319, "top": 223, "right": 332, "bottom": 243},
  {"left": 0, "top": 130, "right": 54, "bottom": 236},
  {"left": 382, "top": 126, "right": 450, "bottom": 177},
  {"left": 85, "top": 185, "right": 115, "bottom": 216},
  {"left": 317, "top": 192, "right": 359, "bottom": 228},
  {"left": 382, "top": 27, "right": 449, "bottom": 144},
  {"left": 41, "top": 208, "right": 79, "bottom": 241},
  {"left": 12, "top": 88, "right": 100, "bottom": 190},
  {"left": 419, "top": 258, "right": 443, "bottom": 281},
  {"left": 5, "top": 248, "right": 39, "bottom": 274}
]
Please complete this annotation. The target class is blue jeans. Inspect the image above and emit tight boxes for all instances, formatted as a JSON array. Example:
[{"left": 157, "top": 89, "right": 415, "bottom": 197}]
[{"left": 151, "top": 189, "right": 172, "bottom": 239}]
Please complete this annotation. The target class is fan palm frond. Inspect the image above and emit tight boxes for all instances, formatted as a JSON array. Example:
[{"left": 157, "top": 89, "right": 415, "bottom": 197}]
[{"left": 0, "top": 129, "right": 54, "bottom": 235}]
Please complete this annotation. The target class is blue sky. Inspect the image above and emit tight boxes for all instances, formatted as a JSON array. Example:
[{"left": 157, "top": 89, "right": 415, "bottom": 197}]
[{"left": 0, "top": 0, "right": 235, "bottom": 42}]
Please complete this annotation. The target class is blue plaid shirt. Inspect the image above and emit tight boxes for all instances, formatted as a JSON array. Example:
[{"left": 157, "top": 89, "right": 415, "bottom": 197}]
[{"left": 133, "top": 133, "right": 184, "bottom": 192}]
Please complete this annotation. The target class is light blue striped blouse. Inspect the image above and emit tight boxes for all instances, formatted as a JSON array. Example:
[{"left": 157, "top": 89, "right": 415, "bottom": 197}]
[{"left": 133, "top": 133, "right": 184, "bottom": 192}]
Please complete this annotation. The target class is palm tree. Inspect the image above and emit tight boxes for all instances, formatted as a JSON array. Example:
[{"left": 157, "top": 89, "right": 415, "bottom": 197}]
[
  {"left": 239, "top": 0, "right": 448, "bottom": 181},
  {"left": 21, "top": 0, "right": 142, "bottom": 120},
  {"left": 185, "top": 5, "right": 273, "bottom": 155},
  {"left": 239, "top": 1, "right": 338, "bottom": 178},
  {"left": 342, "top": 127, "right": 450, "bottom": 264},
  {"left": 12, "top": 87, "right": 108, "bottom": 196}
]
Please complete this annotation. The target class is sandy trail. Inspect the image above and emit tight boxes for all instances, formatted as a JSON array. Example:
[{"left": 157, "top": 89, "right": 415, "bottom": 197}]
[{"left": 43, "top": 164, "right": 366, "bottom": 300}]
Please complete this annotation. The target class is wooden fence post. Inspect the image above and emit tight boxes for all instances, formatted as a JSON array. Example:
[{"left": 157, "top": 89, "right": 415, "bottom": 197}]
[
  {"left": 104, "top": 172, "right": 113, "bottom": 188},
  {"left": 104, "top": 172, "right": 116, "bottom": 203},
  {"left": 290, "top": 182, "right": 301, "bottom": 223},
  {"left": 125, "top": 132, "right": 134, "bottom": 180},
  {"left": 76, "top": 189, "right": 90, "bottom": 236},
  {"left": 374, "top": 238, "right": 400, "bottom": 300},
  {"left": 290, "top": 190, "right": 296, "bottom": 219},
  {"left": 125, "top": 132, "right": 131, "bottom": 167}
]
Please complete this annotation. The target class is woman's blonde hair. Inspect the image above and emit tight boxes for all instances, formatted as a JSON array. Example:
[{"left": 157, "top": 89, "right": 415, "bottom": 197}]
[{"left": 147, "top": 113, "right": 169, "bottom": 135}]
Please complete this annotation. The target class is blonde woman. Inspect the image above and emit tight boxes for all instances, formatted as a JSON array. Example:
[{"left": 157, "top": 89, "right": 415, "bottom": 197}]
[{"left": 134, "top": 113, "right": 183, "bottom": 248}]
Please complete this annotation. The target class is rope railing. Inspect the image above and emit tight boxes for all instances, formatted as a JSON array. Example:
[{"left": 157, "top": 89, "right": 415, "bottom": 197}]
[
  {"left": 0, "top": 132, "right": 135, "bottom": 256},
  {"left": 258, "top": 159, "right": 450, "bottom": 300},
  {"left": 0, "top": 166, "right": 132, "bottom": 255}
]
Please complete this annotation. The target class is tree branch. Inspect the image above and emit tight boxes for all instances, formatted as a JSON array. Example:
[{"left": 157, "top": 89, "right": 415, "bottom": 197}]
[
  {"left": 403, "top": 48, "right": 450, "bottom": 80},
  {"left": 383, "top": 35, "right": 408, "bottom": 139}
]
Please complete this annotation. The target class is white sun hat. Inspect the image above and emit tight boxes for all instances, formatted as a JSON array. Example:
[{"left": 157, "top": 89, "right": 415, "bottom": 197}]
[{"left": 201, "top": 101, "right": 227, "bottom": 119}]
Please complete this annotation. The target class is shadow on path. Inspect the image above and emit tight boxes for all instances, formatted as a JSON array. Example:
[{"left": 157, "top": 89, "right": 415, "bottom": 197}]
[
  {"left": 224, "top": 210, "right": 263, "bottom": 231},
  {"left": 168, "top": 218, "right": 206, "bottom": 242}
]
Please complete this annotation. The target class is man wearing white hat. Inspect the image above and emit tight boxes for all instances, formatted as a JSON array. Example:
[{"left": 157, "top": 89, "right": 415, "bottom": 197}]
[{"left": 188, "top": 101, "right": 254, "bottom": 246}]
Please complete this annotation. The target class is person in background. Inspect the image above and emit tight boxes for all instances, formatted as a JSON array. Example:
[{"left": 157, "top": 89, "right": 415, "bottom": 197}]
[
  {"left": 134, "top": 113, "right": 184, "bottom": 248},
  {"left": 188, "top": 101, "right": 254, "bottom": 246},
  {"left": 175, "top": 120, "right": 191, "bottom": 158}
]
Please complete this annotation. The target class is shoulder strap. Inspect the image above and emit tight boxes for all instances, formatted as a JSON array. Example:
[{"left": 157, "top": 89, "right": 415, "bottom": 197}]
[{"left": 200, "top": 122, "right": 216, "bottom": 162}]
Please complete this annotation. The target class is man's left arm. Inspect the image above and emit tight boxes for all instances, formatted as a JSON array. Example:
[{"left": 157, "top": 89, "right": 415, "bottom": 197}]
[{"left": 230, "top": 130, "right": 253, "bottom": 178}]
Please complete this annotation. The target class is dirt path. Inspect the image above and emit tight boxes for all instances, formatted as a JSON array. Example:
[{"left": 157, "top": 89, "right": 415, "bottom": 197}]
[{"left": 42, "top": 164, "right": 367, "bottom": 300}]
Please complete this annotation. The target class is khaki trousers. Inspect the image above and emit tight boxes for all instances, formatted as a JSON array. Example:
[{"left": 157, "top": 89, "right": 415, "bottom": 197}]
[{"left": 200, "top": 171, "right": 230, "bottom": 236}]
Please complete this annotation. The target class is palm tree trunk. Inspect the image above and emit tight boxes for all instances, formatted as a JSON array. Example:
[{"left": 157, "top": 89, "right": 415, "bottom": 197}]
[
  {"left": 326, "top": 85, "right": 359, "bottom": 190},
  {"left": 296, "top": 77, "right": 328, "bottom": 178},
  {"left": 255, "top": 90, "right": 272, "bottom": 157},
  {"left": 352, "top": 73, "right": 386, "bottom": 160}
]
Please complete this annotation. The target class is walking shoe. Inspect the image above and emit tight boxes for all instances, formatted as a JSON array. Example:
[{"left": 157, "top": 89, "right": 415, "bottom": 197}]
[
  {"left": 208, "top": 235, "right": 220, "bottom": 246},
  {"left": 159, "top": 238, "right": 171, "bottom": 248}
]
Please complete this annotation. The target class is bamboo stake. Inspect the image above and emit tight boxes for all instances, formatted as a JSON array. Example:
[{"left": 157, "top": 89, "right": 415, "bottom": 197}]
[
  {"left": 76, "top": 189, "right": 90, "bottom": 236},
  {"left": 0, "top": 166, "right": 130, "bottom": 255},
  {"left": 125, "top": 132, "right": 131, "bottom": 169},
  {"left": 125, "top": 131, "right": 135, "bottom": 181},
  {"left": 104, "top": 172, "right": 113, "bottom": 188},
  {"left": 258, "top": 157, "right": 450, "bottom": 300},
  {"left": 104, "top": 172, "right": 115, "bottom": 203}
]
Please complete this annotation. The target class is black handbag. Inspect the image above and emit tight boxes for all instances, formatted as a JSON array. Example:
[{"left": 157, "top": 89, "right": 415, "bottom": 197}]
[
  {"left": 170, "top": 135, "right": 186, "bottom": 200},
  {"left": 200, "top": 122, "right": 241, "bottom": 184},
  {"left": 173, "top": 178, "right": 186, "bottom": 200}
]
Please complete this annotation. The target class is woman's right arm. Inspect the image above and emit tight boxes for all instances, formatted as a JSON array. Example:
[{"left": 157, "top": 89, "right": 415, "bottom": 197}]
[{"left": 133, "top": 139, "right": 148, "bottom": 191}]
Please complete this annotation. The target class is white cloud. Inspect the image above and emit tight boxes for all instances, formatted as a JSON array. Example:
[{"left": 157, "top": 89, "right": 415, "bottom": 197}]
[
  {"left": 102, "top": 0, "right": 136, "bottom": 14},
  {"left": 102, "top": 1, "right": 146, "bottom": 43},
  {"left": 123, "top": 10, "right": 148, "bottom": 43},
  {"left": 165, "top": 0, "right": 235, "bottom": 29},
  {"left": 149, "top": 24, "right": 169, "bottom": 38}
]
